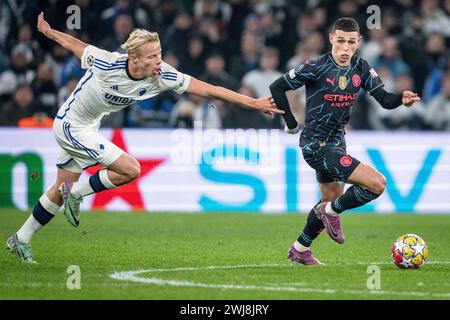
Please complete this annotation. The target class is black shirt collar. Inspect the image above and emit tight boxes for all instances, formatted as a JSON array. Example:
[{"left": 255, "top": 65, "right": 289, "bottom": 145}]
[{"left": 125, "top": 59, "right": 145, "bottom": 81}]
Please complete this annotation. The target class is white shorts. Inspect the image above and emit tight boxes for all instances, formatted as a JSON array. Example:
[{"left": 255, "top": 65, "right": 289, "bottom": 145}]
[{"left": 53, "top": 119, "right": 124, "bottom": 173}]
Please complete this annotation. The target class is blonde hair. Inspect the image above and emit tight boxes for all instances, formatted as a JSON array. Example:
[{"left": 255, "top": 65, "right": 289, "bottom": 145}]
[{"left": 121, "top": 29, "right": 160, "bottom": 55}]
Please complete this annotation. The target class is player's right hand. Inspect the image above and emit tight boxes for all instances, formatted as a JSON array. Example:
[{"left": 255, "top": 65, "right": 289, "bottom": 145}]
[
  {"left": 37, "top": 12, "right": 52, "bottom": 36},
  {"left": 254, "top": 97, "right": 284, "bottom": 118},
  {"left": 402, "top": 90, "right": 421, "bottom": 107}
]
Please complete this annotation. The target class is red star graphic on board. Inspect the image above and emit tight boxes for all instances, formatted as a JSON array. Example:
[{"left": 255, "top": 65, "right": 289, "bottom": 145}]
[{"left": 86, "top": 129, "right": 165, "bottom": 210}]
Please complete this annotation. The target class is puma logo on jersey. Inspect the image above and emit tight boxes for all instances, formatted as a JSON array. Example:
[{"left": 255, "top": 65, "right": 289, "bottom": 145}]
[{"left": 326, "top": 78, "right": 335, "bottom": 86}]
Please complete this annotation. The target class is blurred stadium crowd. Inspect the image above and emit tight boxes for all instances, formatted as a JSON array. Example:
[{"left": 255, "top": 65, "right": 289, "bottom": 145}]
[{"left": 0, "top": 0, "right": 449, "bottom": 130}]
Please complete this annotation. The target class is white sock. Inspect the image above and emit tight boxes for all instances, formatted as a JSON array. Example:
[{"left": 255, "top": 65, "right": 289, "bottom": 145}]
[
  {"left": 17, "top": 194, "right": 60, "bottom": 243},
  {"left": 71, "top": 169, "right": 116, "bottom": 198},
  {"left": 99, "top": 168, "right": 116, "bottom": 189},
  {"left": 17, "top": 215, "right": 42, "bottom": 243},
  {"left": 293, "top": 240, "right": 310, "bottom": 252},
  {"left": 71, "top": 179, "right": 94, "bottom": 198},
  {"left": 325, "top": 202, "right": 339, "bottom": 216}
]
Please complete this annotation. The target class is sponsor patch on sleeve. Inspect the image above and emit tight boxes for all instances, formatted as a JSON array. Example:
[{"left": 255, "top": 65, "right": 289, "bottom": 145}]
[
  {"left": 87, "top": 55, "right": 94, "bottom": 67},
  {"left": 369, "top": 68, "right": 378, "bottom": 78},
  {"left": 288, "top": 68, "right": 296, "bottom": 79},
  {"left": 179, "top": 74, "right": 185, "bottom": 87}
]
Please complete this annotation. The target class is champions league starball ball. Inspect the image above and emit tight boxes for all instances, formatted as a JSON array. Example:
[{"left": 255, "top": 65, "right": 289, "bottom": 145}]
[{"left": 391, "top": 234, "right": 428, "bottom": 269}]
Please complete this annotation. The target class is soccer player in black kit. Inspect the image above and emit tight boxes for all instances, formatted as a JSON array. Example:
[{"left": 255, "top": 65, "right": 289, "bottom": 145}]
[{"left": 269, "top": 18, "right": 421, "bottom": 265}]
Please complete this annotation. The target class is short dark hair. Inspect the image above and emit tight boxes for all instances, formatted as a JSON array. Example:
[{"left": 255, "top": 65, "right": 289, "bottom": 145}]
[{"left": 332, "top": 17, "right": 360, "bottom": 34}]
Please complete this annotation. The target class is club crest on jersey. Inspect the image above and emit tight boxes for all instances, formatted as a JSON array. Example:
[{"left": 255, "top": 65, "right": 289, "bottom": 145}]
[
  {"left": 339, "top": 76, "right": 348, "bottom": 90},
  {"left": 87, "top": 55, "right": 94, "bottom": 67},
  {"left": 95, "top": 143, "right": 105, "bottom": 151},
  {"left": 340, "top": 155, "right": 353, "bottom": 167},
  {"left": 139, "top": 89, "right": 147, "bottom": 96},
  {"left": 352, "top": 74, "right": 361, "bottom": 87}
]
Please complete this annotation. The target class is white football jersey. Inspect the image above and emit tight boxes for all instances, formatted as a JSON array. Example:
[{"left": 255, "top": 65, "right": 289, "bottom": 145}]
[{"left": 55, "top": 45, "right": 191, "bottom": 128}]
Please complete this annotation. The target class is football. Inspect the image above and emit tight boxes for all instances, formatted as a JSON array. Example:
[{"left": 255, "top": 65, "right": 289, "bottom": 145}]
[{"left": 391, "top": 234, "right": 429, "bottom": 269}]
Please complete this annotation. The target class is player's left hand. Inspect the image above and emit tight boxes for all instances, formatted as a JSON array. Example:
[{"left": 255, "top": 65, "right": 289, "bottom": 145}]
[
  {"left": 253, "top": 97, "right": 284, "bottom": 118},
  {"left": 37, "top": 12, "right": 52, "bottom": 37},
  {"left": 402, "top": 91, "right": 421, "bottom": 107}
]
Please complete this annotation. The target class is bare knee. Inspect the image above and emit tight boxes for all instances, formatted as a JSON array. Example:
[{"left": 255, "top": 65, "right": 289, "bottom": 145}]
[
  {"left": 320, "top": 185, "right": 344, "bottom": 202},
  {"left": 108, "top": 155, "right": 141, "bottom": 185},
  {"left": 124, "top": 162, "right": 141, "bottom": 182},
  {"left": 371, "top": 174, "right": 386, "bottom": 195},
  {"left": 322, "top": 192, "right": 341, "bottom": 202}
]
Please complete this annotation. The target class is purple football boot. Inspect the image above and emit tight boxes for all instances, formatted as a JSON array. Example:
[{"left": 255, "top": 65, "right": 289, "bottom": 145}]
[
  {"left": 287, "top": 245, "right": 325, "bottom": 266},
  {"left": 6, "top": 234, "right": 36, "bottom": 264},
  {"left": 315, "top": 202, "right": 345, "bottom": 244}
]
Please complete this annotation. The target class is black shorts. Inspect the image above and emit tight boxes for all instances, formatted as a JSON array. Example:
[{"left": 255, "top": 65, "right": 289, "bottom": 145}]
[{"left": 301, "top": 142, "right": 360, "bottom": 184}]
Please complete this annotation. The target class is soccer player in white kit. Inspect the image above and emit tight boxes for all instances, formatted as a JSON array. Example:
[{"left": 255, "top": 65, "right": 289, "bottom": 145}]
[{"left": 6, "top": 12, "right": 283, "bottom": 263}]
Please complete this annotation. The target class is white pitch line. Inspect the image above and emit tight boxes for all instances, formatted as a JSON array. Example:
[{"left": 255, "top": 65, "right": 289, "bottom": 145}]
[
  {"left": 356, "top": 261, "right": 450, "bottom": 265},
  {"left": 110, "top": 263, "right": 450, "bottom": 298}
]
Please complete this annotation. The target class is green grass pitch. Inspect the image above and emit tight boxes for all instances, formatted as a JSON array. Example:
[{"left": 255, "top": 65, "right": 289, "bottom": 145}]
[{"left": 1, "top": 209, "right": 449, "bottom": 300}]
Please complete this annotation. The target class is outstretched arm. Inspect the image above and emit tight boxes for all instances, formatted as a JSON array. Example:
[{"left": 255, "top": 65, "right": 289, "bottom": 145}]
[
  {"left": 186, "top": 77, "right": 283, "bottom": 117},
  {"left": 371, "top": 87, "right": 421, "bottom": 109},
  {"left": 37, "top": 12, "right": 88, "bottom": 59}
]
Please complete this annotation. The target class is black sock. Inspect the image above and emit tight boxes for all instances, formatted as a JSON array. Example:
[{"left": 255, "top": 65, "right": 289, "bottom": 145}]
[
  {"left": 331, "top": 185, "right": 380, "bottom": 214},
  {"left": 297, "top": 202, "right": 324, "bottom": 247}
]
